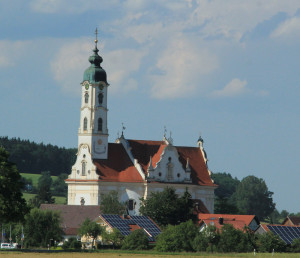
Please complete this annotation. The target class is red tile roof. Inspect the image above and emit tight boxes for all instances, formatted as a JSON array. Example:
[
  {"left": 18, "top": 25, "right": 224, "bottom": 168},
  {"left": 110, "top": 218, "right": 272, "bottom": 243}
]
[
  {"left": 94, "top": 143, "right": 144, "bottom": 183},
  {"left": 40, "top": 204, "right": 101, "bottom": 236},
  {"left": 282, "top": 216, "right": 300, "bottom": 226},
  {"left": 89, "top": 139, "right": 215, "bottom": 187},
  {"left": 198, "top": 214, "right": 258, "bottom": 231}
]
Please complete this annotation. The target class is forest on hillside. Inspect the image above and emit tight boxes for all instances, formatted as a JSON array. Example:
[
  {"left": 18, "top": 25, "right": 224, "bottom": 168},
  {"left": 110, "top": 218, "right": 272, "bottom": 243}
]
[{"left": 0, "top": 136, "right": 76, "bottom": 176}]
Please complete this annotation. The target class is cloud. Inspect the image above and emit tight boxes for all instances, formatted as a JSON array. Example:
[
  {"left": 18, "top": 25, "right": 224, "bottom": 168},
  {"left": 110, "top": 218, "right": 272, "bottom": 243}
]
[
  {"left": 211, "top": 78, "right": 249, "bottom": 98},
  {"left": 105, "top": 49, "right": 147, "bottom": 93},
  {"left": 50, "top": 38, "right": 91, "bottom": 95},
  {"left": 150, "top": 37, "right": 218, "bottom": 99},
  {"left": 271, "top": 16, "right": 300, "bottom": 39},
  {"left": 0, "top": 40, "right": 30, "bottom": 67},
  {"left": 51, "top": 38, "right": 146, "bottom": 95},
  {"left": 30, "top": 0, "right": 119, "bottom": 14}
]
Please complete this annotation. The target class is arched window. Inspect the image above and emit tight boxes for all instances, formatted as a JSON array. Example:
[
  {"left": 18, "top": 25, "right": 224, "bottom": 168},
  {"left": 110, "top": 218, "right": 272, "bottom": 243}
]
[
  {"left": 84, "top": 93, "right": 89, "bottom": 104},
  {"left": 83, "top": 117, "right": 88, "bottom": 131},
  {"left": 82, "top": 162, "right": 86, "bottom": 176},
  {"left": 98, "top": 118, "right": 103, "bottom": 132},
  {"left": 98, "top": 93, "right": 103, "bottom": 105}
]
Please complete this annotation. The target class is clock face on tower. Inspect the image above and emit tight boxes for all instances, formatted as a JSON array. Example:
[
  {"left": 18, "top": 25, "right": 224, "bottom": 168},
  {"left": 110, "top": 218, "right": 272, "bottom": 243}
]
[{"left": 85, "top": 83, "right": 89, "bottom": 90}]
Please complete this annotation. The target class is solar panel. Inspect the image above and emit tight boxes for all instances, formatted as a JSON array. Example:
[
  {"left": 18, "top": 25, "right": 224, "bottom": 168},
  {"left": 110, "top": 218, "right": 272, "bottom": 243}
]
[
  {"left": 101, "top": 214, "right": 161, "bottom": 242},
  {"left": 267, "top": 225, "right": 300, "bottom": 245}
]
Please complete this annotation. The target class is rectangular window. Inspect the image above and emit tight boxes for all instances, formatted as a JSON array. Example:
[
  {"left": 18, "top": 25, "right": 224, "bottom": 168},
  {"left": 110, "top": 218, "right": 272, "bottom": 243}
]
[{"left": 128, "top": 199, "right": 134, "bottom": 210}]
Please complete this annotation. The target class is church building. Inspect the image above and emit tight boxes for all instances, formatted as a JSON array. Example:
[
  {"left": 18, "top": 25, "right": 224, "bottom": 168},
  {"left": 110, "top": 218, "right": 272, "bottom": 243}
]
[{"left": 66, "top": 32, "right": 217, "bottom": 215}]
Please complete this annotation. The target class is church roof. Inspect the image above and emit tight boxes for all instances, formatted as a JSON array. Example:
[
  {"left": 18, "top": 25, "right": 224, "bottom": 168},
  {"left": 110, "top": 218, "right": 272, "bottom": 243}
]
[
  {"left": 93, "top": 139, "right": 215, "bottom": 187},
  {"left": 93, "top": 143, "right": 144, "bottom": 182}
]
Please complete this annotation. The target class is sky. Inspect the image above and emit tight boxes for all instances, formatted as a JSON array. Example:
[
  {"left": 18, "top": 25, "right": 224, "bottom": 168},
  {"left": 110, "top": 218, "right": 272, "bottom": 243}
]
[{"left": 0, "top": 0, "right": 299, "bottom": 213}]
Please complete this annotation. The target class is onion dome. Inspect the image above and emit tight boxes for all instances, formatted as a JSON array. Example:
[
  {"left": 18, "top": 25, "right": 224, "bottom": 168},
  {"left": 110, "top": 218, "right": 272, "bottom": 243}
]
[{"left": 83, "top": 31, "right": 108, "bottom": 84}]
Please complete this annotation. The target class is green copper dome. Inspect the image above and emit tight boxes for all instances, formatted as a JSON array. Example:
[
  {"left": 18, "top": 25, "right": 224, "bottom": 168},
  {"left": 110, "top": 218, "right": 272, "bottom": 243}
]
[{"left": 83, "top": 47, "right": 107, "bottom": 84}]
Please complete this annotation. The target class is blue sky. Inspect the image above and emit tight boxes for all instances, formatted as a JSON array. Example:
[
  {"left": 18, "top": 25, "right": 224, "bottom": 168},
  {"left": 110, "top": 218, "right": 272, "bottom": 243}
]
[{"left": 1, "top": 0, "right": 300, "bottom": 213}]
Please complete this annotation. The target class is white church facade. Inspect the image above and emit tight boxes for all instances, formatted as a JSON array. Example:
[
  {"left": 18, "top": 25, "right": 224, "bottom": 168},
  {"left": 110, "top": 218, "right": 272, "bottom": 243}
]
[{"left": 66, "top": 33, "right": 217, "bottom": 215}]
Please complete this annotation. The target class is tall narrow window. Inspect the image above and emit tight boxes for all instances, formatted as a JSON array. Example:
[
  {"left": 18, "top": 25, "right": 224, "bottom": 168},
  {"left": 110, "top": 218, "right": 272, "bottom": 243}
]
[
  {"left": 98, "top": 93, "right": 103, "bottom": 105},
  {"left": 84, "top": 93, "right": 89, "bottom": 104},
  {"left": 98, "top": 118, "right": 103, "bottom": 131},
  {"left": 83, "top": 117, "right": 88, "bottom": 131},
  {"left": 82, "top": 162, "right": 86, "bottom": 176}
]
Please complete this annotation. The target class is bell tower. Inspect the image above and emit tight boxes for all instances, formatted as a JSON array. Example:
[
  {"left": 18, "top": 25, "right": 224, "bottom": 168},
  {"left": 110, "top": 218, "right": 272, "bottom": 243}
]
[{"left": 78, "top": 28, "right": 109, "bottom": 159}]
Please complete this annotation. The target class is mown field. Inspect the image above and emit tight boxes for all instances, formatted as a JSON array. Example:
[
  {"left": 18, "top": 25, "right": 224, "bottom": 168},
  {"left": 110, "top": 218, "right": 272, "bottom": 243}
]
[
  {"left": 21, "top": 173, "right": 67, "bottom": 204},
  {"left": 0, "top": 251, "right": 299, "bottom": 258}
]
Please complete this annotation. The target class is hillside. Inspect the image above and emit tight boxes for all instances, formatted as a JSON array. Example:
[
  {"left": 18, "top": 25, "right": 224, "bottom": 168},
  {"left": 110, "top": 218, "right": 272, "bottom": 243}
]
[{"left": 0, "top": 136, "right": 76, "bottom": 176}]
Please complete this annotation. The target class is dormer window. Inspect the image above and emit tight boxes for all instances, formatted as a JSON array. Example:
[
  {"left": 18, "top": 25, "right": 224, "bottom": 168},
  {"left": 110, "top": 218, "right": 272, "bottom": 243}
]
[
  {"left": 98, "top": 118, "right": 103, "bottom": 131},
  {"left": 98, "top": 93, "right": 103, "bottom": 105},
  {"left": 83, "top": 117, "right": 88, "bottom": 131},
  {"left": 84, "top": 93, "right": 89, "bottom": 104}
]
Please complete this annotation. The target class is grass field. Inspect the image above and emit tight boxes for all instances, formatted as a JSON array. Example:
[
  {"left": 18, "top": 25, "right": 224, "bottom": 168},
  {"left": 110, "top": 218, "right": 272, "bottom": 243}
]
[
  {"left": 20, "top": 173, "right": 58, "bottom": 188},
  {"left": 22, "top": 193, "right": 67, "bottom": 204},
  {"left": 0, "top": 251, "right": 299, "bottom": 258}
]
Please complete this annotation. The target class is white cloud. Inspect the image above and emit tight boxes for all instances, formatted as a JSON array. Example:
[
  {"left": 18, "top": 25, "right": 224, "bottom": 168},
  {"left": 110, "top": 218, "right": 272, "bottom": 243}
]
[
  {"left": 105, "top": 49, "right": 147, "bottom": 93},
  {"left": 271, "top": 16, "right": 300, "bottom": 39},
  {"left": 0, "top": 40, "right": 30, "bottom": 67},
  {"left": 150, "top": 37, "right": 218, "bottom": 99},
  {"left": 50, "top": 38, "right": 91, "bottom": 95},
  {"left": 211, "top": 78, "right": 249, "bottom": 98},
  {"left": 51, "top": 38, "right": 146, "bottom": 94}
]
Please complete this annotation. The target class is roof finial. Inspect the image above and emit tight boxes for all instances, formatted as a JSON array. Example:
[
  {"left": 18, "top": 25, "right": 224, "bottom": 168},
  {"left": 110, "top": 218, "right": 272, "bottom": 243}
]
[
  {"left": 95, "top": 28, "right": 98, "bottom": 48},
  {"left": 121, "top": 122, "right": 126, "bottom": 137}
]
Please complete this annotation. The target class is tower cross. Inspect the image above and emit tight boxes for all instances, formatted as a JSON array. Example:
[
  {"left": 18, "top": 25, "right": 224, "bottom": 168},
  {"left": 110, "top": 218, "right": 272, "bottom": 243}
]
[{"left": 95, "top": 28, "right": 98, "bottom": 46}]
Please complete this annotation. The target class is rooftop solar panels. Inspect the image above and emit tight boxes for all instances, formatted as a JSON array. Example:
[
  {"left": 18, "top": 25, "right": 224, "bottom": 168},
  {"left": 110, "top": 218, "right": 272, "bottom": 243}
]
[
  {"left": 101, "top": 214, "right": 161, "bottom": 242},
  {"left": 267, "top": 225, "right": 300, "bottom": 245}
]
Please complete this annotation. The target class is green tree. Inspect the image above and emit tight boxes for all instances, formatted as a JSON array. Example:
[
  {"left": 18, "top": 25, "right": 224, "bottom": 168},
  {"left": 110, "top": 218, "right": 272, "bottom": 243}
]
[
  {"left": 256, "top": 231, "right": 286, "bottom": 252},
  {"left": 37, "top": 171, "right": 54, "bottom": 204},
  {"left": 214, "top": 196, "right": 239, "bottom": 214},
  {"left": 121, "top": 229, "right": 148, "bottom": 250},
  {"left": 290, "top": 238, "right": 300, "bottom": 253},
  {"left": 140, "top": 187, "right": 195, "bottom": 226},
  {"left": 201, "top": 225, "right": 220, "bottom": 253},
  {"left": 232, "top": 175, "right": 275, "bottom": 220},
  {"left": 78, "top": 218, "right": 103, "bottom": 248},
  {"left": 100, "top": 191, "right": 126, "bottom": 215},
  {"left": 52, "top": 173, "right": 68, "bottom": 197},
  {"left": 102, "top": 228, "right": 124, "bottom": 248},
  {"left": 0, "top": 147, "right": 28, "bottom": 223},
  {"left": 217, "top": 224, "right": 252, "bottom": 252},
  {"left": 211, "top": 172, "right": 240, "bottom": 198},
  {"left": 24, "top": 208, "right": 63, "bottom": 247},
  {"left": 155, "top": 220, "right": 199, "bottom": 252}
]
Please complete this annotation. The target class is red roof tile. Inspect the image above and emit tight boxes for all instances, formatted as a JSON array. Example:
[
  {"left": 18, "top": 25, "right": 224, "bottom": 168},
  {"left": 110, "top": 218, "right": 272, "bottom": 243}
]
[
  {"left": 93, "top": 143, "right": 144, "bottom": 183},
  {"left": 198, "top": 214, "right": 259, "bottom": 231}
]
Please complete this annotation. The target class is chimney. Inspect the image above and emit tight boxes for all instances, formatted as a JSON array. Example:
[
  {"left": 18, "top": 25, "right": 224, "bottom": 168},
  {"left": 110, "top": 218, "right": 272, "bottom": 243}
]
[{"left": 219, "top": 217, "right": 224, "bottom": 225}]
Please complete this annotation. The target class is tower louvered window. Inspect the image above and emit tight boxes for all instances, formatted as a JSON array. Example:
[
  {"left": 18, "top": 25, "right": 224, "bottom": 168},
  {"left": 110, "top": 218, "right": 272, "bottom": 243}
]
[
  {"left": 98, "top": 118, "right": 103, "bottom": 131},
  {"left": 83, "top": 117, "right": 88, "bottom": 131}
]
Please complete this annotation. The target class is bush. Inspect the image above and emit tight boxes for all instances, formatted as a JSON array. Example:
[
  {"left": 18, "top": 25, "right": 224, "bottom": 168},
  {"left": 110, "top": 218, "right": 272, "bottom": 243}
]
[
  {"left": 290, "top": 238, "right": 300, "bottom": 253},
  {"left": 62, "top": 237, "right": 81, "bottom": 250},
  {"left": 217, "top": 224, "right": 252, "bottom": 252},
  {"left": 155, "top": 220, "right": 199, "bottom": 252},
  {"left": 121, "top": 229, "right": 148, "bottom": 250},
  {"left": 256, "top": 232, "right": 286, "bottom": 252}
]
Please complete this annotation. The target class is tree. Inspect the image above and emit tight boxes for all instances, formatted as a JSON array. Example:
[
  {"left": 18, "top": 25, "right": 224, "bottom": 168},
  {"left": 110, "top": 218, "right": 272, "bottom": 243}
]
[
  {"left": 0, "top": 147, "right": 28, "bottom": 223},
  {"left": 155, "top": 220, "right": 199, "bottom": 252},
  {"left": 52, "top": 173, "right": 68, "bottom": 197},
  {"left": 211, "top": 172, "right": 240, "bottom": 199},
  {"left": 78, "top": 218, "right": 103, "bottom": 248},
  {"left": 139, "top": 187, "right": 195, "bottom": 226},
  {"left": 217, "top": 224, "right": 252, "bottom": 252},
  {"left": 24, "top": 208, "right": 63, "bottom": 247},
  {"left": 256, "top": 231, "right": 286, "bottom": 252},
  {"left": 102, "top": 228, "right": 124, "bottom": 248},
  {"left": 37, "top": 171, "right": 54, "bottom": 204},
  {"left": 121, "top": 229, "right": 148, "bottom": 250},
  {"left": 232, "top": 175, "right": 275, "bottom": 220},
  {"left": 100, "top": 191, "right": 126, "bottom": 215}
]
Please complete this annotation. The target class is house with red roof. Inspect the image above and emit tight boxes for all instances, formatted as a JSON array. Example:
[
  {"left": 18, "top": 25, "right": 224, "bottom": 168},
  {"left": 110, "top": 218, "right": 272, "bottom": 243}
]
[
  {"left": 282, "top": 216, "right": 300, "bottom": 226},
  {"left": 198, "top": 214, "right": 260, "bottom": 232},
  {"left": 65, "top": 32, "right": 217, "bottom": 215}
]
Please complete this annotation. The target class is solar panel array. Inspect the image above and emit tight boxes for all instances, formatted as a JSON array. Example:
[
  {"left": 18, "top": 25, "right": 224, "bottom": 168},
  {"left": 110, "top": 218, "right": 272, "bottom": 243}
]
[
  {"left": 101, "top": 214, "right": 161, "bottom": 242},
  {"left": 267, "top": 225, "right": 300, "bottom": 245}
]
